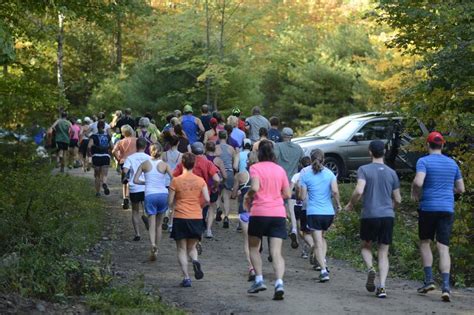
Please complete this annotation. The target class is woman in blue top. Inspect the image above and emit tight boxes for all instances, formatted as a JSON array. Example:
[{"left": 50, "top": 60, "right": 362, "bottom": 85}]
[{"left": 300, "top": 149, "right": 341, "bottom": 283}]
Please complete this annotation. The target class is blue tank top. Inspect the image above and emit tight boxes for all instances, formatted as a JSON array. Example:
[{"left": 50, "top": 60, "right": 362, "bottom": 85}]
[
  {"left": 182, "top": 115, "right": 198, "bottom": 144},
  {"left": 219, "top": 143, "right": 233, "bottom": 170},
  {"left": 238, "top": 150, "right": 250, "bottom": 173}
]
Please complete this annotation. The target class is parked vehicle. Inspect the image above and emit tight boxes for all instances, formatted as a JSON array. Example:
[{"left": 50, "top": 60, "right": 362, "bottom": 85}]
[{"left": 293, "top": 112, "right": 428, "bottom": 178}]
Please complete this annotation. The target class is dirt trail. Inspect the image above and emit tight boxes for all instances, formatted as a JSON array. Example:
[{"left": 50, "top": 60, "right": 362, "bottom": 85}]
[{"left": 74, "top": 169, "right": 473, "bottom": 314}]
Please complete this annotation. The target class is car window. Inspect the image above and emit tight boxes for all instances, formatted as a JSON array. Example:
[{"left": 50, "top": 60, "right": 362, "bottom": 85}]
[
  {"left": 358, "top": 120, "right": 392, "bottom": 141},
  {"left": 318, "top": 118, "right": 352, "bottom": 137}
]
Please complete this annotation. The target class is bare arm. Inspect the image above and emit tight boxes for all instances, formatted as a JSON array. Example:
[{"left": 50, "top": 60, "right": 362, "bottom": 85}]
[
  {"left": 196, "top": 118, "right": 205, "bottom": 132},
  {"left": 281, "top": 186, "right": 292, "bottom": 200},
  {"left": 392, "top": 188, "right": 402, "bottom": 208},
  {"left": 133, "top": 164, "right": 146, "bottom": 185},
  {"left": 244, "top": 177, "right": 259, "bottom": 210},
  {"left": 411, "top": 172, "right": 426, "bottom": 202},
  {"left": 87, "top": 138, "right": 93, "bottom": 157},
  {"left": 202, "top": 185, "right": 210, "bottom": 203},
  {"left": 168, "top": 189, "right": 176, "bottom": 209},
  {"left": 231, "top": 173, "right": 241, "bottom": 199},
  {"left": 331, "top": 179, "right": 342, "bottom": 210},
  {"left": 345, "top": 179, "right": 366, "bottom": 210},
  {"left": 454, "top": 179, "right": 465, "bottom": 194},
  {"left": 233, "top": 152, "right": 240, "bottom": 172},
  {"left": 300, "top": 186, "right": 308, "bottom": 201}
]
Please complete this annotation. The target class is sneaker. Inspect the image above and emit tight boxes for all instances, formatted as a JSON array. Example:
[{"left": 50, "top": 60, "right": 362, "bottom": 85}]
[
  {"left": 149, "top": 246, "right": 157, "bottom": 261},
  {"left": 102, "top": 183, "right": 110, "bottom": 195},
  {"left": 301, "top": 251, "right": 309, "bottom": 259},
  {"left": 309, "top": 247, "right": 317, "bottom": 266},
  {"left": 223, "top": 216, "right": 229, "bottom": 228},
  {"left": 141, "top": 215, "right": 149, "bottom": 230},
  {"left": 196, "top": 242, "right": 202, "bottom": 255},
  {"left": 247, "top": 281, "right": 267, "bottom": 294},
  {"left": 205, "top": 230, "right": 213, "bottom": 239},
  {"left": 290, "top": 232, "right": 299, "bottom": 249},
  {"left": 192, "top": 260, "right": 204, "bottom": 280},
  {"left": 248, "top": 269, "right": 256, "bottom": 282},
  {"left": 417, "top": 282, "right": 436, "bottom": 294},
  {"left": 162, "top": 217, "right": 169, "bottom": 230},
  {"left": 376, "top": 287, "right": 387, "bottom": 298},
  {"left": 441, "top": 290, "right": 451, "bottom": 302},
  {"left": 366, "top": 268, "right": 376, "bottom": 292},
  {"left": 236, "top": 223, "right": 242, "bottom": 232},
  {"left": 132, "top": 236, "right": 141, "bottom": 242},
  {"left": 216, "top": 208, "right": 223, "bottom": 222},
  {"left": 181, "top": 278, "right": 192, "bottom": 288},
  {"left": 167, "top": 224, "right": 173, "bottom": 233},
  {"left": 319, "top": 271, "right": 330, "bottom": 283},
  {"left": 122, "top": 198, "right": 129, "bottom": 209},
  {"left": 273, "top": 284, "right": 285, "bottom": 300}
]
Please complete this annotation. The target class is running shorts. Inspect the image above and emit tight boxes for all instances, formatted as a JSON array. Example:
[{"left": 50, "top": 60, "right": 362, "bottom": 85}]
[
  {"left": 360, "top": 217, "right": 394, "bottom": 245},
  {"left": 56, "top": 141, "right": 69, "bottom": 151},
  {"left": 248, "top": 216, "right": 287, "bottom": 239},
  {"left": 210, "top": 191, "right": 219, "bottom": 203},
  {"left": 418, "top": 211, "right": 454, "bottom": 246},
  {"left": 239, "top": 212, "right": 250, "bottom": 223},
  {"left": 307, "top": 215, "right": 334, "bottom": 231},
  {"left": 92, "top": 156, "right": 110, "bottom": 167},
  {"left": 222, "top": 170, "right": 234, "bottom": 191},
  {"left": 69, "top": 139, "right": 79, "bottom": 148},
  {"left": 170, "top": 218, "right": 204, "bottom": 241},
  {"left": 129, "top": 191, "right": 145, "bottom": 204},
  {"left": 144, "top": 193, "right": 168, "bottom": 215}
]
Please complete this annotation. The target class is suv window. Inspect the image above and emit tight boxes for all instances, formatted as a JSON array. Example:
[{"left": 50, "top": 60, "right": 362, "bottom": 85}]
[{"left": 358, "top": 119, "right": 392, "bottom": 141}]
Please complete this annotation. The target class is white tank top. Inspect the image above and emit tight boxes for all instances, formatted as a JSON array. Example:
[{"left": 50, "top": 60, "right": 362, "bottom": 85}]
[{"left": 144, "top": 159, "right": 169, "bottom": 195}]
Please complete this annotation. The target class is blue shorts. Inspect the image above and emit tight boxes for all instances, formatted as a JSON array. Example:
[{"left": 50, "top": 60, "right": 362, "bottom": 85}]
[
  {"left": 144, "top": 193, "right": 168, "bottom": 215},
  {"left": 239, "top": 212, "right": 250, "bottom": 223}
]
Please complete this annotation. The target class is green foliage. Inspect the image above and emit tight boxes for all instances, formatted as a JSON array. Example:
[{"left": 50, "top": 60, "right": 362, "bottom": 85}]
[{"left": 0, "top": 143, "right": 109, "bottom": 300}]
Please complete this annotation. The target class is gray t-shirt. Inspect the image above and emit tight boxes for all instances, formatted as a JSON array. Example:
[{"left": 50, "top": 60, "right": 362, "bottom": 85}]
[
  {"left": 357, "top": 163, "right": 400, "bottom": 218},
  {"left": 245, "top": 115, "right": 270, "bottom": 142},
  {"left": 275, "top": 141, "right": 304, "bottom": 182}
]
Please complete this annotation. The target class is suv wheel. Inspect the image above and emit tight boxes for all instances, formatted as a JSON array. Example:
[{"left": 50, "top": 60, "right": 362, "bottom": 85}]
[{"left": 325, "top": 156, "right": 345, "bottom": 179}]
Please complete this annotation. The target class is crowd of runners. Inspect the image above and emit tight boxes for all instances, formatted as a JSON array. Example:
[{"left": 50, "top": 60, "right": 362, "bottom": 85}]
[{"left": 49, "top": 105, "right": 465, "bottom": 302}]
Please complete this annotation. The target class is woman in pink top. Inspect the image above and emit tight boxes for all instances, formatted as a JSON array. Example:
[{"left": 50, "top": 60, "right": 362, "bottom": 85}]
[
  {"left": 244, "top": 140, "right": 291, "bottom": 300},
  {"left": 68, "top": 117, "right": 82, "bottom": 168}
]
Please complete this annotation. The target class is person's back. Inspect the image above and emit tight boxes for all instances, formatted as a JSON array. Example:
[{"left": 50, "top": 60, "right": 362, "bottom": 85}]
[
  {"left": 238, "top": 149, "right": 250, "bottom": 173},
  {"left": 417, "top": 154, "right": 461, "bottom": 212},
  {"left": 300, "top": 167, "right": 336, "bottom": 215},
  {"left": 275, "top": 141, "right": 304, "bottom": 182},
  {"left": 70, "top": 123, "right": 81, "bottom": 141},
  {"left": 144, "top": 159, "right": 168, "bottom": 195},
  {"left": 218, "top": 142, "right": 233, "bottom": 171},
  {"left": 55, "top": 118, "right": 71, "bottom": 143},
  {"left": 358, "top": 163, "right": 399, "bottom": 218},
  {"left": 182, "top": 114, "right": 199, "bottom": 144},
  {"left": 91, "top": 131, "right": 110, "bottom": 156},
  {"left": 268, "top": 128, "right": 282, "bottom": 143},
  {"left": 171, "top": 172, "right": 206, "bottom": 219},
  {"left": 246, "top": 114, "right": 270, "bottom": 142}
]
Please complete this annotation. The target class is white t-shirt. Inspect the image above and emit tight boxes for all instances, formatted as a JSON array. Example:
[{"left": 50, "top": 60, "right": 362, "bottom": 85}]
[
  {"left": 123, "top": 152, "right": 150, "bottom": 193},
  {"left": 291, "top": 172, "right": 300, "bottom": 185},
  {"left": 90, "top": 121, "right": 111, "bottom": 134}
]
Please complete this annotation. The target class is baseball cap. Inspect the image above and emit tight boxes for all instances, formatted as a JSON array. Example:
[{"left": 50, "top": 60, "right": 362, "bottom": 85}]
[
  {"left": 368, "top": 140, "right": 385, "bottom": 156},
  {"left": 243, "top": 138, "right": 251, "bottom": 146},
  {"left": 191, "top": 142, "right": 204, "bottom": 155},
  {"left": 76, "top": 119, "right": 82, "bottom": 124},
  {"left": 210, "top": 117, "right": 218, "bottom": 124},
  {"left": 282, "top": 127, "right": 294, "bottom": 137},
  {"left": 84, "top": 116, "right": 92, "bottom": 124},
  {"left": 183, "top": 105, "right": 193, "bottom": 113},
  {"left": 427, "top": 131, "right": 445, "bottom": 145}
]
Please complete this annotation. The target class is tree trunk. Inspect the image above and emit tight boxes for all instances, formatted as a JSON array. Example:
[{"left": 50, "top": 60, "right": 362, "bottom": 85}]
[
  {"left": 57, "top": 11, "right": 65, "bottom": 102},
  {"left": 213, "top": 0, "right": 226, "bottom": 112},
  {"left": 115, "top": 13, "right": 122, "bottom": 70},
  {"left": 205, "top": 0, "right": 211, "bottom": 109}
]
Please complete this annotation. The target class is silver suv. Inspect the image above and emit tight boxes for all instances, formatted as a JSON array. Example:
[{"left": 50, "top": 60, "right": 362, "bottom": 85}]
[{"left": 293, "top": 112, "right": 428, "bottom": 178}]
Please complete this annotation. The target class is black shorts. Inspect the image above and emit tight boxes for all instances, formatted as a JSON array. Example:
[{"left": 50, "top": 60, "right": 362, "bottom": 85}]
[
  {"left": 418, "top": 211, "right": 454, "bottom": 246},
  {"left": 210, "top": 191, "right": 219, "bottom": 203},
  {"left": 79, "top": 140, "right": 89, "bottom": 158},
  {"left": 170, "top": 218, "right": 204, "bottom": 241},
  {"left": 69, "top": 139, "right": 78, "bottom": 148},
  {"left": 92, "top": 156, "right": 110, "bottom": 167},
  {"left": 360, "top": 217, "right": 394, "bottom": 245},
  {"left": 307, "top": 215, "right": 334, "bottom": 231},
  {"left": 248, "top": 216, "right": 287, "bottom": 239},
  {"left": 56, "top": 141, "right": 69, "bottom": 151},
  {"left": 129, "top": 191, "right": 145, "bottom": 203},
  {"left": 294, "top": 205, "right": 310, "bottom": 233}
]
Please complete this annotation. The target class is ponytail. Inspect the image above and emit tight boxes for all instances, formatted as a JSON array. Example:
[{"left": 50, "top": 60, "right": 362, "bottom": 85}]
[{"left": 310, "top": 149, "right": 325, "bottom": 174}]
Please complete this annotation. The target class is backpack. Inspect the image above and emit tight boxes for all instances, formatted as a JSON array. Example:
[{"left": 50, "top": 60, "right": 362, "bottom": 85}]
[
  {"left": 97, "top": 133, "right": 110, "bottom": 149},
  {"left": 138, "top": 129, "right": 153, "bottom": 154}
]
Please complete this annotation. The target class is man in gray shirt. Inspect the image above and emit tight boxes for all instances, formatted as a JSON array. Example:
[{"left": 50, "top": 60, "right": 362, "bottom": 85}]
[
  {"left": 345, "top": 140, "right": 401, "bottom": 299},
  {"left": 245, "top": 106, "right": 270, "bottom": 143}
]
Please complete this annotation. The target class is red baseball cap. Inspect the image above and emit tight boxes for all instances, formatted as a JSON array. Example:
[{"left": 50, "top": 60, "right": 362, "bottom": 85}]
[{"left": 427, "top": 131, "right": 445, "bottom": 144}]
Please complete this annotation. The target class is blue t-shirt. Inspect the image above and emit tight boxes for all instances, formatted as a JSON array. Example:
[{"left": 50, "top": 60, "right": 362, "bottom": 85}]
[
  {"left": 416, "top": 154, "right": 462, "bottom": 212},
  {"left": 300, "top": 167, "right": 336, "bottom": 215},
  {"left": 268, "top": 128, "right": 282, "bottom": 143}
]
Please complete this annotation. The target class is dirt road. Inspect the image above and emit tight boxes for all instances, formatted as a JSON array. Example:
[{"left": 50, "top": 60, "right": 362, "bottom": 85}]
[{"left": 75, "top": 169, "right": 473, "bottom": 314}]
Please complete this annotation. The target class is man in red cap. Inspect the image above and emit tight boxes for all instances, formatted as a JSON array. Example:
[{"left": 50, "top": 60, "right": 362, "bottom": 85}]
[{"left": 411, "top": 131, "right": 465, "bottom": 302}]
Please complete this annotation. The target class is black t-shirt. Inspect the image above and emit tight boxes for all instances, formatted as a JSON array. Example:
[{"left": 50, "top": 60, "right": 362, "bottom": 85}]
[
  {"left": 177, "top": 136, "right": 189, "bottom": 153},
  {"left": 90, "top": 133, "right": 111, "bottom": 155},
  {"left": 116, "top": 116, "right": 136, "bottom": 131},
  {"left": 201, "top": 114, "right": 212, "bottom": 131}
]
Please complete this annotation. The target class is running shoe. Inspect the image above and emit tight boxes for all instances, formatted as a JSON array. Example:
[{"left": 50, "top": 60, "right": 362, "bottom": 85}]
[
  {"left": 366, "top": 268, "right": 376, "bottom": 292},
  {"left": 417, "top": 282, "right": 436, "bottom": 294},
  {"left": 150, "top": 246, "right": 157, "bottom": 261},
  {"left": 205, "top": 230, "right": 213, "bottom": 239},
  {"left": 122, "top": 198, "right": 129, "bottom": 210},
  {"left": 248, "top": 269, "right": 256, "bottom": 282},
  {"left": 376, "top": 287, "right": 387, "bottom": 298},
  {"left": 192, "top": 260, "right": 204, "bottom": 280},
  {"left": 441, "top": 290, "right": 451, "bottom": 302},
  {"left": 141, "top": 215, "right": 149, "bottom": 230},
  {"left": 181, "top": 278, "right": 192, "bottom": 288},
  {"left": 301, "top": 251, "right": 309, "bottom": 259},
  {"left": 247, "top": 281, "right": 267, "bottom": 294},
  {"left": 319, "top": 271, "right": 330, "bottom": 283},
  {"left": 132, "top": 236, "right": 141, "bottom": 242},
  {"left": 236, "top": 222, "right": 242, "bottom": 232},
  {"left": 167, "top": 225, "right": 172, "bottom": 233},
  {"left": 162, "top": 217, "right": 169, "bottom": 230},
  {"left": 223, "top": 216, "right": 229, "bottom": 228},
  {"left": 290, "top": 232, "right": 299, "bottom": 249},
  {"left": 273, "top": 284, "right": 285, "bottom": 301},
  {"left": 102, "top": 183, "right": 110, "bottom": 195},
  {"left": 196, "top": 242, "right": 202, "bottom": 255},
  {"left": 216, "top": 208, "right": 223, "bottom": 222}
]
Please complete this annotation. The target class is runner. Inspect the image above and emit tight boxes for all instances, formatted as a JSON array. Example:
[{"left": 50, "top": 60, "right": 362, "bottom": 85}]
[
  {"left": 300, "top": 149, "right": 342, "bottom": 283},
  {"left": 116, "top": 108, "right": 136, "bottom": 132},
  {"left": 252, "top": 127, "right": 270, "bottom": 151},
  {"left": 162, "top": 113, "right": 176, "bottom": 133},
  {"left": 174, "top": 124, "right": 191, "bottom": 153},
  {"left": 112, "top": 125, "right": 137, "bottom": 210},
  {"left": 89, "top": 112, "right": 111, "bottom": 135},
  {"left": 162, "top": 135, "right": 183, "bottom": 231},
  {"left": 216, "top": 131, "right": 236, "bottom": 229},
  {"left": 200, "top": 104, "right": 212, "bottom": 132},
  {"left": 123, "top": 138, "right": 151, "bottom": 241},
  {"left": 245, "top": 106, "right": 270, "bottom": 143},
  {"left": 245, "top": 140, "right": 291, "bottom": 300},
  {"left": 345, "top": 140, "right": 401, "bottom": 298},
  {"left": 268, "top": 117, "right": 282, "bottom": 143},
  {"left": 136, "top": 117, "right": 157, "bottom": 155},
  {"left": 51, "top": 111, "right": 72, "bottom": 173},
  {"left": 88, "top": 120, "right": 113, "bottom": 196},
  {"left": 169, "top": 152, "right": 210, "bottom": 287},
  {"left": 68, "top": 117, "right": 81, "bottom": 168},
  {"left": 228, "top": 115, "right": 245, "bottom": 149},
  {"left": 274, "top": 127, "right": 304, "bottom": 249},
  {"left": 411, "top": 132, "right": 464, "bottom": 302},
  {"left": 79, "top": 117, "right": 92, "bottom": 172},
  {"left": 145, "top": 113, "right": 161, "bottom": 142},
  {"left": 234, "top": 139, "right": 252, "bottom": 173},
  {"left": 134, "top": 143, "right": 173, "bottom": 261},
  {"left": 110, "top": 110, "right": 122, "bottom": 130},
  {"left": 180, "top": 105, "right": 205, "bottom": 145},
  {"left": 231, "top": 107, "right": 247, "bottom": 132},
  {"left": 232, "top": 150, "right": 258, "bottom": 281},
  {"left": 203, "top": 117, "right": 219, "bottom": 144}
]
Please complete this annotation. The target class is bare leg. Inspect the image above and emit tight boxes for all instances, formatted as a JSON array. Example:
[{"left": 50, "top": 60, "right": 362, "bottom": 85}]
[
  {"left": 312, "top": 230, "right": 327, "bottom": 269},
  {"left": 241, "top": 221, "right": 253, "bottom": 268},
  {"left": 269, "top": 237, "right": 285, "bottom": 280},
  {"left": 176, "top": 239, "right": 189, "bottom": 278},
  {"left": 249, "top": 236, "right": 263, "bottom": 277},
  {"left": 420, "top": 240, "right": 433, "bottom": 268},
  {"left": 223, "top": 190, "right": 231, "bottom": 217},
  {"left": 361, "top": 241, "right": 373, "bottom": 269},
  {"left": 206, "top": 202, "right": 216, "bottom": 232},
  {"left": 304, "top": 233, "right": 314, "bottom": 247},
  {"left": 287, "top": 200, "right": 297, "bottom": 233},
  {"left": 131, "top": 202, "right": 141, "bottom": 237},
  {"left": 437, "top": 242, "right": 450, "bottom": 273},
  {"left": 155, "top": 213, "right": 165, "bottom": 248},
  {"left": 149, "top": 215, "right": 157, "bottom": 247},
  {"left": 93, "top": 167, "right": 101, "bottom": 193},
  {"left": 102, "top": 165, "right": 109, "bottom": 186},
  {"left": 378, "top": 244, "right": 389, "bottom": 287}
]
